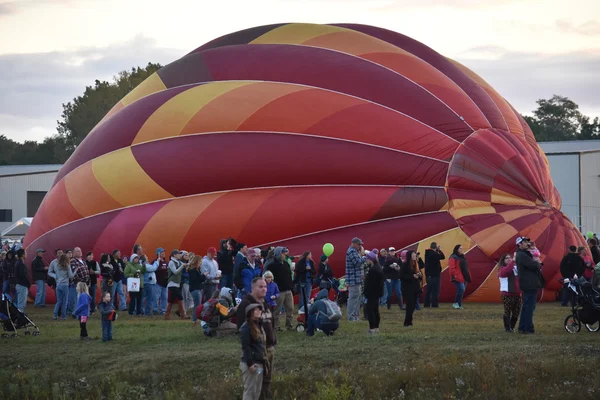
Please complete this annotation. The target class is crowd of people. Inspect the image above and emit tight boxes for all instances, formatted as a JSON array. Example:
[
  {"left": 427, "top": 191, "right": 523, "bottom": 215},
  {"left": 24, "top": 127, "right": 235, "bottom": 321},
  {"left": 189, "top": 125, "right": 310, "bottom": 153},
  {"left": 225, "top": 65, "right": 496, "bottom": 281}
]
[{"left": 2, "top": 234, "right": 600, "bottom": 399}]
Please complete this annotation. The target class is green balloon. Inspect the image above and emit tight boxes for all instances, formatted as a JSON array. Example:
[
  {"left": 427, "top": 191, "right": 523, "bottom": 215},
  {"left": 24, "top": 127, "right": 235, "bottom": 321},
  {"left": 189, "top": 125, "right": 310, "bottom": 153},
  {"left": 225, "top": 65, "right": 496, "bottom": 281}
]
[
  {"left": 323, "top": 243, "right": 334, "bottom": 257},
  {"left": 587, "top": 231, "right": 594, "bottom": 239}
]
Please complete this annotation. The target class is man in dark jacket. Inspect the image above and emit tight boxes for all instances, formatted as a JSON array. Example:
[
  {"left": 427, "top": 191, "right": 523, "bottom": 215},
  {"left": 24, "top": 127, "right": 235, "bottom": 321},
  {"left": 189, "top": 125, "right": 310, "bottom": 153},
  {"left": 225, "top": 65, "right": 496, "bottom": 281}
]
[
  {"left": 32, "top": 249, "right": 48, "bottom": 307},
  {"left": 515, "top": 237, "right": 542, "bottom": 334},
  {"left": 236, "top": 277, "right": 277, "bottom": 400},
  {"left": 424, "top": 243, "right": 445, "bottom": 308},
  {"left": 559, "top": 245, "right": 585, "bottom": 306},
  {"left": 217, "top": 238, "right": 235, "bottom": 290},
  {"left": 269, "top": 247, "right": 294, "bottom": 330},
  {"left": 14, "top": 249, "right": 30, "bottom": 311}
]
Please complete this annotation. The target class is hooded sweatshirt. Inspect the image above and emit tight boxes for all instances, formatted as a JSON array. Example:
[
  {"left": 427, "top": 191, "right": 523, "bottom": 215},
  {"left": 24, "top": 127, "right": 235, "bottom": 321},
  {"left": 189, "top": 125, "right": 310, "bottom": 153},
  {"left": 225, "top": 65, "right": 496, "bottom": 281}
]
[
  {"left": 269, "top": 247, "right": 293, "bottom": 292},
  {"left": 201, "top": 256, "right": 219, "bottom": 282},
  {"left": 309, "top": 289, "right": 339, "bottom": 327},
  {"left": 560, "top": 252, "right": 585, "bottom": 279}
]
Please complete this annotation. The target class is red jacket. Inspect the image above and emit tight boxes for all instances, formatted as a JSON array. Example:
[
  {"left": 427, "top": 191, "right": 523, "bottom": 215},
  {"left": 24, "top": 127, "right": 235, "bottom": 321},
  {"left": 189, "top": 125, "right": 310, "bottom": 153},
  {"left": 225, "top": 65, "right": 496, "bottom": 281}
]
[{"left": 448, "top": 256, "right": 465, "bottom": 283}]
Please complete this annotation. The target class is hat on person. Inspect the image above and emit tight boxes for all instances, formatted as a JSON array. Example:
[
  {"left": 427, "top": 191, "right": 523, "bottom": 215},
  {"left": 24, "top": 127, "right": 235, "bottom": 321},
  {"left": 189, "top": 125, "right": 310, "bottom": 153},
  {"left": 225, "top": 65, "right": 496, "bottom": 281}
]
[
  {"left": 281, "top": 247, "right": 290, "bottom": 254},
  {"left": 320, "top": 254, "right": 328, "bottom": 262},
  {"left": 156, "top": 247, "right": 165, "bottom": 254},
  {"left": 245, "top": 303, "right": 264, "bottom": 316},
  {"left": 220, "top": 287, "right": 233, "bottom": 302},
  {"left": 180, "top": 250, "right": 189, "bottom": 257},
  {"left": 515, "top": 236, "right": 530, "bottom": 246},
  {"left": 207, "top": 247, "right": 217, "bottom": 255},
  {"left": 170, "top": 249, "right": 181, "bottom": 257},
  {"left": 130, "top": 254, "right": 140, "bottom": 261},
  {"left": 366, "top": 249, "right": 379, "bottom": 262},
  {"left": 388, "top": 247, "right": 396, "bottom": 252},
  {"left": 351, "top": 237, "right": 364, "bottom": 246},
  {"left": 36, "top": 248, "right": 46, "bottom": 253}
]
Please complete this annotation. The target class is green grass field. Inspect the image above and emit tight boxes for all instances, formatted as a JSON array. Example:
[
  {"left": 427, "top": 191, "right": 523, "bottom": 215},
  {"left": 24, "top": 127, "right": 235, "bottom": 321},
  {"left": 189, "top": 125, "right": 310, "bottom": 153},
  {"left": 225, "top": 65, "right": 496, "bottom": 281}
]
[{"left": 2, "top": 303, "right": 599, "bottom": 399}]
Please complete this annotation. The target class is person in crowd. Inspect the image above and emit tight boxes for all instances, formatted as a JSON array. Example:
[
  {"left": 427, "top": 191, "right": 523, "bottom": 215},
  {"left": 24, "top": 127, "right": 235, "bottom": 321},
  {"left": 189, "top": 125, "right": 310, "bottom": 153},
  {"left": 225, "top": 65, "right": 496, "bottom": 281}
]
[
  {"left": 378, "top": 249, "right": 388, "bottom": 307},
  {"left": 497, "top": 253, "right": 521, "bottom": 332},
  {"left": 0, "top": 251, "right": 5, "bottom": 295},
  {"left": 269, "top": 247, "right": 295, "bottom": 330},
  {"left": 400, "top": 250, "right": 422, "bottom": 327},
  {"left": 588, "top": 238, "right": 600, "bottom": 265},
  {"left": 424, "top": 242, "right": 445, "bottom": 308},
  {"left": 364, "top": 250, "right": 384, "bottom": 334},
  {"left": 125, "top": 254, "right": 144, "bottom": 316},
  {"left": 1, "top": 250, "right": 16, "bottom": 297},
  {"left": 383, "top": 247, "right": 403, "bottom": 311},
  {"left": 263, "top": 271, "right": 279, "bottom": 311},
  {"left": 68, "top": 248, "right": 88, "bottom": 317},
  {"left": 46, "top": 249, "right": 62, "bottom": 291},
  {"left": 49, "top": 253, "right": 75, "bottom": 320},
  {"left": 307, "top": 288, "right": 340, "bottom": 337},
  {"left": 85, "top": 252, "right": 100, "bottom": 314},
  {"left": 295, "top": 251, "right": 315, "bottom": 305},
  {"left": 579, "top": 246, "right": 595, "bottom": 282},
  {"left": 449, "top": 245, "right": 470, "bottom": 309},
  {"left": 153, "top": 248, "right": 169, "bottom": 315},
  {"left": 110, "top": 250, "right": 127, "bottom": 311},
  {"left": 141, "top": 250, "right": 158, "bottom": 316},
  {"left": 263, "top": 248, "right": 276, "bottom": 271},
  {"left": 188, "top": 255, "right": 206, "bottom": 326},
  {"left": 316, "top": 255, "right": 338, "bottom": 294},
  {"left": 560, "top": 245, "right": 585, "bottom": 306},
  {"left": 166, "top": 250, "right": 190, "bottom": 320},
  {"left": 217, "top": 238, "right": 236, "bottom": 290},
  {"left": 239, "top": 303, "right": 266, "bottom": 400},
  {"left": 239, "top": 249, "right": 263, "bottom": 296},
  {"left": 98, "top": 292, "right": 116, "bottom": 342},
  {"left": 202, "top": 247, "right": 220, "bottom": 302},
  {"left": 14, "top": 249, "right": 30, "bottom": 311},
  {"left": 515, "top": 236, "right": 542, "bottom": 334},
  {"left": 73, "top": 282, "right": 93, "bottom": 340},
  {"left": 346, "top": 237, "right": 366, "bottom": 322},
  {"left": 528, "top": 242, "right": 542, "bottom": 263},
  {"left": 32, "top": 248, "right": 48, "bottom": 308},
  {"left": 100, "top": 253, "right": 114, "bottom": 295},
  {"left": 180, "top": 251, "right": 194, "bottom": 312},
  {"left": 234, "top": 243, "right": 249, "bottom": 288},
  {"left": 204, "top": 287, "right": 239, "bottom": 337},
  {"left": 236, "top": 277, "right": 277, "bottom": 399}
]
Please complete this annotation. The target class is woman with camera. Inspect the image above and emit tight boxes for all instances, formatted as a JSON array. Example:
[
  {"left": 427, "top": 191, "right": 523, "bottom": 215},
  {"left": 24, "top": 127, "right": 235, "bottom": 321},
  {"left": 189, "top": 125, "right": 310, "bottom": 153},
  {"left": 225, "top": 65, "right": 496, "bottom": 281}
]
[{"left": 400, "top": 250, "right": 422, "bottom": 327}]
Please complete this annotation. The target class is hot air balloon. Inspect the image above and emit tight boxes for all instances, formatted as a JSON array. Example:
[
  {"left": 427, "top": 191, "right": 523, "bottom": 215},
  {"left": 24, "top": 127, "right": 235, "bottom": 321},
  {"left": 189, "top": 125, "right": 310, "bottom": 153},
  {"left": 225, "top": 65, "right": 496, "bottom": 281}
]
[{"left": 25, "top": 23, "right": 583, "bottom": 304}]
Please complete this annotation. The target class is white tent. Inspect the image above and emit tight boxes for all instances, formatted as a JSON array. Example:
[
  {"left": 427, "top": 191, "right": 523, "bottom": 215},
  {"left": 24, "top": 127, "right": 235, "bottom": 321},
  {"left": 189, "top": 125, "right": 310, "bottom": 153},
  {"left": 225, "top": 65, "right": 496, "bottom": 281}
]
[{"left": 1, "top": 217, "right": 33, "bottom": 237}]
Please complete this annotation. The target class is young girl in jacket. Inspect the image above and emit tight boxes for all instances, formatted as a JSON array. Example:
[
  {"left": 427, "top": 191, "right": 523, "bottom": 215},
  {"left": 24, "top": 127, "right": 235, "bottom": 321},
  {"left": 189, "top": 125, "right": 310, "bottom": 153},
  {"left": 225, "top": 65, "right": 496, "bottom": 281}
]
[
  {"left": 449, "top": 245, "right": 471, "bottom": 309},
  {"left": 239, "top": 303, "right": 266, "bottom": 400},
  {"left": 263, "top": 271, "right": 280, "bottom": 310},
  {"left": 73, "top": 282, "right": 93, "bottom": 340},
  {"left": 497, "top": 254, "right": 521, "bottom": 332}
]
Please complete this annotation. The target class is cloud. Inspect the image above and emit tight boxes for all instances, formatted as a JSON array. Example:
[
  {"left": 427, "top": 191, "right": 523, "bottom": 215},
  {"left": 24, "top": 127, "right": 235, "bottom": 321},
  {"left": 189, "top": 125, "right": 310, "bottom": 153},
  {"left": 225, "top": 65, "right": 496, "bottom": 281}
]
[
  {"left": 0, "top": 36, "right": 183, "bottom": 142},
  {"left": 557, "top": 19, "right": 600, "bottom": 36},
  {"left": 457, "top": 48, "right": 600, "bottom": 117}
]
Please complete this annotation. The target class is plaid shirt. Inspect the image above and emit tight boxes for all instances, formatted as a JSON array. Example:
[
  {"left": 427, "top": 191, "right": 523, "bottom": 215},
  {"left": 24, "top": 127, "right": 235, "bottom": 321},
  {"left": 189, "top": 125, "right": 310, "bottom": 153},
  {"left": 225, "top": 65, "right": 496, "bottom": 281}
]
[
  {"left": 345, "top": 246, "right": 366, "bottom": 286},
  {"left": 71, "top": 258, "right": 90, "bottom": 285}
]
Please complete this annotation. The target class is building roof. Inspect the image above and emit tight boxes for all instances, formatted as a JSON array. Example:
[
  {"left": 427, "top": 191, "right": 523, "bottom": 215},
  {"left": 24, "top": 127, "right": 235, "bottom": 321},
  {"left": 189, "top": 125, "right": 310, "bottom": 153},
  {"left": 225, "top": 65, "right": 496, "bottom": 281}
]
[
  {"left": 538, "top": 140, "right": 600, "bottom": 155},
  {"left": 0, "top": 164, "right": 63, "bottom": 178}
]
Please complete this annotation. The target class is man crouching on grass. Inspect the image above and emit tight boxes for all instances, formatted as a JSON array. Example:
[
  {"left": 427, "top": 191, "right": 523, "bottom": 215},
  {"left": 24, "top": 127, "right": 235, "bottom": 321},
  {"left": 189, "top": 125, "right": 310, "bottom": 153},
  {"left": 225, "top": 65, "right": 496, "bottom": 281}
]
[{"left": 237, "top": 277, "right": 277, "bottom": 400}]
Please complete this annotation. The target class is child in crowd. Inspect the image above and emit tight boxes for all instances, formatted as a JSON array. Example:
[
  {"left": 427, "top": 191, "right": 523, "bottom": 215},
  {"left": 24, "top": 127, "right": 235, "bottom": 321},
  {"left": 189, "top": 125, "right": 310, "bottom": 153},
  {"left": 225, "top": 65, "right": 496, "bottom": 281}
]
[
  {"left": 73, "top": 282, "right": 93, "bottom": 340},
  {"left": 98, "top": 292, "right": 116, "bottom": 342},
  {"left": 263, "top": 271, "right": 279, "bottom": 311},
  {"left": 528, "top": 242, "right": 542, "bottom": 263}
]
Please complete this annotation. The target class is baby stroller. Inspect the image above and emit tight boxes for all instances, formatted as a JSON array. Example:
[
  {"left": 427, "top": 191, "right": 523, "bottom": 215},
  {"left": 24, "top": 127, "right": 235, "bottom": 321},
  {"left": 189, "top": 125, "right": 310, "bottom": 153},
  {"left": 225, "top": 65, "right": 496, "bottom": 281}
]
[
  {"left": 0, "top": 293, "right": 40, "bottom": 338},
  {"left": 563, "top": 277, "right": 600, "bottom": 333}
]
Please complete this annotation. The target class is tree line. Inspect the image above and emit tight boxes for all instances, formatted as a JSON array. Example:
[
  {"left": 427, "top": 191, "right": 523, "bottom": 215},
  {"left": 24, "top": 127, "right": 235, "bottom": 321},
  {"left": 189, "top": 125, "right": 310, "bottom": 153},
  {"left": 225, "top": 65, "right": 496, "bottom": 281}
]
[{"left": 0, "top": 63, "right": 598, "bottom": 165}]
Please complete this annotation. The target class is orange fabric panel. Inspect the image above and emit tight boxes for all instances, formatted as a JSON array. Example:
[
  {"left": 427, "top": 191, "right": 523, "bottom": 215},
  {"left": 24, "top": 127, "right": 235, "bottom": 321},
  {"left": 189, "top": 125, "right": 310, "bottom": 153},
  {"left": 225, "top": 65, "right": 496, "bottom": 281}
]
[{"left": 64, "top": 162, "right": 122, "bottom": 218}]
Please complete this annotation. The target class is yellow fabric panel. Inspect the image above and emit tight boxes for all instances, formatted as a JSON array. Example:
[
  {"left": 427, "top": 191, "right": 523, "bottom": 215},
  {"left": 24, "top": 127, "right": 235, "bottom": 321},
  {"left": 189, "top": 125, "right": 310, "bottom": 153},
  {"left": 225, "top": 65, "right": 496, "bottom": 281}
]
[
  {"left": 491, "top": 188, "right": 536, "bottom": 207},
  {"left": 470, "top": 223, "right": 518, "bottom": 255},
  {"left": 250, "top": 23, "right": 344, "bottom": 45},
  {"left": 135, "top": 193, "right": 224, "bottom": 253},
  {"left": 464, "top": 265, "right": 500, "bottom": 302},
  {"left": 303, "top": 30, "right": 402, "bottom": 56},
  {"left": 133, "top": 81, "right": 252, "bottom": 145},
  {"left": 92, "top": 147, "right": 172, "bottom": 207},
  {"left": 499, "top": 208, "right": 540, "bottom": 223},
  {"left": 121, "top": 73, "right": 167, "bottom": 106},
  {"left": 64, "top": 162, "right": 123, "bottom": 218},
  {"left": 449, "top": 199, "right": 494, "bottom": 219}
]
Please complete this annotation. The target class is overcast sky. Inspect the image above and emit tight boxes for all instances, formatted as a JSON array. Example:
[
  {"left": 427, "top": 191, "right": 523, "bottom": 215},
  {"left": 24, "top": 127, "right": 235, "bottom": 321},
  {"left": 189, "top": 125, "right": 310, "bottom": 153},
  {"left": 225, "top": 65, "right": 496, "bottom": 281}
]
[{"left": 1, "top": 0, "right": 599, "bottom": 143}]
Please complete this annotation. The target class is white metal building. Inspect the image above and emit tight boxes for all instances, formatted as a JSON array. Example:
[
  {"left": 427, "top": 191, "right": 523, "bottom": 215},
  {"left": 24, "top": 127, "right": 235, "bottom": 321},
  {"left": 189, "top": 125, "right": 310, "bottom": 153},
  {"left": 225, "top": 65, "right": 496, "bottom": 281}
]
[
  {"left": 0, "top": 165, "right": 62, "bottom": 236},
  {"left": 538, "top": 140, "right": 600, "bottom": 233}
]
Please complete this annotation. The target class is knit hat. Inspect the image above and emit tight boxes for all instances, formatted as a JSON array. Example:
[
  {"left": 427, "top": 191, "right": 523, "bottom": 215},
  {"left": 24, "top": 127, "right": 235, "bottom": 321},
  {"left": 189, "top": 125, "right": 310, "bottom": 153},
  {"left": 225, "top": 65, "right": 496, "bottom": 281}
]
[
  {"left": 274, "top": 246, "right": 284, "bottom": 259},
  {"left": 366, "top": 249, "right": 378, "bottom": 262},
  {"left": 130, "top": 254, "right": 139, "bottom": 262},
  {"left": 220, "top": 287, "right": 233, "bottom": 302},
  {"left": 320, "top": 254, "right": 328, "bottom": 262}
]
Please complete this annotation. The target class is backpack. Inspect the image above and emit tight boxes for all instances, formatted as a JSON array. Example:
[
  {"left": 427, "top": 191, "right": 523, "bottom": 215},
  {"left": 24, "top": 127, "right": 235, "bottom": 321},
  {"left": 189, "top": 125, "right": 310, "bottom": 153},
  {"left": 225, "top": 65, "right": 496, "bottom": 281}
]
[
  {"left": 321, "top": 299, "right": 342, "bottom": 322},
  {"left": 200, "top": 298, "right": 220, "bottom": 322}
]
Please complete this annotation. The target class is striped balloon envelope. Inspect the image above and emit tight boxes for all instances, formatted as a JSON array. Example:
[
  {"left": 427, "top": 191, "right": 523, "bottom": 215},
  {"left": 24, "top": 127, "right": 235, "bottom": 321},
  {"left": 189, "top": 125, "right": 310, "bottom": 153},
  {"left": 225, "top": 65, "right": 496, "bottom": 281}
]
[{"left": 25, "top": 23, "right": 584, "bottom": 303}]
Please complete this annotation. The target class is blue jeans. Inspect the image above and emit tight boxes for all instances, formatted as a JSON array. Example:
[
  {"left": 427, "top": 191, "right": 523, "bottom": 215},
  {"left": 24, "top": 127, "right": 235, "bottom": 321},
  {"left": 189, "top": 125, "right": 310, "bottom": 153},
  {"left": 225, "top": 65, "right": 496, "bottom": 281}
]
[
  {"left": 519, "top": 290, "right": 537, "bottom": 333},
  {"left": 89, "top": 284, "right": 97, "bottom": 312},
  {"left": 386, "top": 279, "right": 403, "bottom": 308},
  {"left": 53, "top": 284, "right": 69, "bottom": 318},
  {"left": 67, "top": 285, "right": 77, "bottom": 315},
  {"left": 2, "top": 280, "right": 10, "bottom": 296},
  {"left": 15, "top": 284, "right": 28, "bottom": 310},
  {"left": 220, "top": 274, "right": 233, "bottom": 290},
  {"left": 155, "top": 285, "right": 168, "bottom": 313},
  {"left": 34, "top": 280, "right": 46, "bottom": 306},
  {"left": 191, "top": 289, "right": 203, "bottom": 322},
  {"left": 298, "top": 279, "right": 312, "bottom": 304},
  {"left": 425, "top": 276, "right": 441, "bottom": 307},
  {"left": 307, "top": 314, "right": 337, "bottom": 336},
  {"left": 113, "top": 281, "right": 127, "bottom": 310},
  {"left": 380, "top": 282, "right": 388, "bottom": 306},
  {"left": 453, "top": 281, "right": 465, "bottom": 306},
  {"left": 102, "top": 320, "right": 112, "bottom": 341},
  {"left": 143, "top": 285, "right": 156, "bottom": 315}
]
